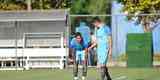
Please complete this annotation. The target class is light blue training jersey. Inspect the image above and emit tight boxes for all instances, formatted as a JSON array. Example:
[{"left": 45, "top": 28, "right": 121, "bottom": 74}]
[{"left": 96, "top": 24, "right": 111, "bottom": 64}]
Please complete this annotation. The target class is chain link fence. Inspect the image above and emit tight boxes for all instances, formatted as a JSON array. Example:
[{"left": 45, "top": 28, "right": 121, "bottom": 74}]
[{"left": 68, "top": 14, "right": 160, "bottom": 67}]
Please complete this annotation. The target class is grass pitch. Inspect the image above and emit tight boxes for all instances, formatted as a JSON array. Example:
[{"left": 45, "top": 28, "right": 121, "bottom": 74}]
[{"left": 0, "top": 67, "right": 159, "bottom": 80}]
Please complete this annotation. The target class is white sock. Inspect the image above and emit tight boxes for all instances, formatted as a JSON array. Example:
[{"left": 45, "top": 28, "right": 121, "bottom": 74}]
[
  {"left": 74, "top": 77, "right": 78, "bottom": 80},
  {"left": 82, "top": 76, "right": 86, "bottom": 80}
]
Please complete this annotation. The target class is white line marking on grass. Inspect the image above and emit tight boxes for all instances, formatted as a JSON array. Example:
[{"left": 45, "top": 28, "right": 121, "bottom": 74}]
[{"left": 113, "top": 76, "right": 128, "bottom": 80}]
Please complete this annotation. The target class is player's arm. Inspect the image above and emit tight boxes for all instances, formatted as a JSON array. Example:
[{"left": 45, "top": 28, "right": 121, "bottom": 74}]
[
  {"left": 84, "top": 42, "right": 89, "bottom": 54},
  {"left": 108, "top": 35, "right": 112, "bottom": 56},
  {"left": 70, "top": 38, "right": 76, "bottom": 60},
  {"left": 105, "top": 26, "right": 112, "bottom": 56},
  {"left": 88, "top": 34, "right": 97, "bottom": 51},
  {"left": 88, "top": 41, "right": 97, "bottom": 51},
  {"left": 84, "top": 48, "right": 88, "bottom": 54},
  {"left": 71, "top": 48, "right": 75, "bottom": 60}
]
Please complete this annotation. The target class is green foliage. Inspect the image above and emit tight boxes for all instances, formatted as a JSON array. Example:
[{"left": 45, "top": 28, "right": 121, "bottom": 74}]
[
  {"left": 31, "top": 0, "right": 69, "bottom": 9},
  {"left": 0, "top": 0, "right": 27, "bottom": 10},
  {"left": 117, "top": 54, "right": 127, "bottom": 61},
  {"left": 118, "top": 0, "right": 160, "bottom": 32},
  {"left": 154, "top": 54, "right": 160, "bottom": 61},
  {"left": 70, "top": 0, "right": 89, "bottom": 14},
  {"left": 70, "top": 0, "right": 111, "bottom": 31},
  {"left": 70, "top": 0, "right": 111, "bottom": 14},
  {"left": 0, "top": 0, "right": 70, "bottom": 10},
  {"left": 119, "top": 0, "right": 160, "bottom": 14},
  {"left": 88, "top": 0, "right": 110, "bottom": 14}
]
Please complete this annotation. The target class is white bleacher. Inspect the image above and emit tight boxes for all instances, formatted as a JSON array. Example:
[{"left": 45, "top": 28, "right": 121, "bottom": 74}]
[
  {"left": 0, "top": 10, "right": 68, "bottom": 70},
  {"left": 0, "top": 48, "right": 66, "bottom": 69},
  {"left": 0, "top": 32, "right": 67, "bottom": 70}
]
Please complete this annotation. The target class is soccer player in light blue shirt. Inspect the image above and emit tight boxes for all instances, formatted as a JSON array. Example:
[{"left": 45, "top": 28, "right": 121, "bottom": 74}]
[
  {"left": 88, "top": 17, "right": 112, "bottom": 80},
  {"left": 70, "top": 32, "right": 88, "bottom": 80},
  {"left": 76, "top": 21, "right": 93, "bottom": 65}
]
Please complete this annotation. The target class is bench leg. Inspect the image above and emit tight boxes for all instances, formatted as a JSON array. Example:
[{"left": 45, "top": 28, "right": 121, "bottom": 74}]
[
  {"left": 11, "top": 61, "right": 13, "bottom": 67},
  {"left": 1, "top": 61, "right": 3, "bottom": 67},
  {"left": 59, "top": 59, "right": 64, "bottom": 69}
]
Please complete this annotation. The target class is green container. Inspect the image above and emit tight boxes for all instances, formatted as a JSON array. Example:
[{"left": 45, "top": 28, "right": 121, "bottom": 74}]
[{"left": 126, "top": 33, "right": 153, "bottom": 68}]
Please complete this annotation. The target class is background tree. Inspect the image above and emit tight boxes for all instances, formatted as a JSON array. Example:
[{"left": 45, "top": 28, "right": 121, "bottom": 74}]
[
  {"left": 0, "top": 0, "right": 27, "bottom": 10},
  {"left": 118, "top": 0, "right": 160, "bottom": 32},
  {"left": 70, "top": 0, "right": 111, "bottom": 32},
  {"left": 70, "top": 0, "right": 111, "bottom": 14},
  {"left": 31, "top": 0, "right": 69, "bottom": 9},
  {"left": 0, "top": 0, "right": 70, "bottom": 10}
]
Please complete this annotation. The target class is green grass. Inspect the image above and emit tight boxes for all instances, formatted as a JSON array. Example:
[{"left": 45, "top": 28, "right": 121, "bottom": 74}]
[{"left": 0, "top": 68, "right": 160, "bottom": 80}]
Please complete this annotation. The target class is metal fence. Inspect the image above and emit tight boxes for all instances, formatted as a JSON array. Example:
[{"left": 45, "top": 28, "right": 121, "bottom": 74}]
[{"left": 68, "top": 14, "right": 160, "bottom": 67}]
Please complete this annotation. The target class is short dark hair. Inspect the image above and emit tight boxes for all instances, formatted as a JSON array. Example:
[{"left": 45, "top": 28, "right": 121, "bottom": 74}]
[
  {"left": 92, "top": 17, "right": 101, "bottom": 23},
  {"left": 75, "top": 32, "right": 84, "bottom": 44},
  {"left": 75, "top": 32, "right": 82, "bottom": 38}
]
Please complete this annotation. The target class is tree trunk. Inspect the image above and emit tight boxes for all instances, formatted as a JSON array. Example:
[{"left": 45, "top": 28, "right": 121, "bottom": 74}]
[
  {"left": 55, "top": 0, "right": 63, "bottom": 9},
  {"left": 142, "top": 16, "right": 151, "bottom": 32}
]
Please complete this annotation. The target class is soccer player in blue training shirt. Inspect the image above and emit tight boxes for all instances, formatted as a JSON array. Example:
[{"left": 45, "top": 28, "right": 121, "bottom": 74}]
[
  {"left": 88, "top": 17, "right": 112, "bottom": 80},
  {"left": 76, "top": 21, "right": 93, "bottom": 65},
  {"left": 70, "top": 32, "right": 88, "bottom": 80}
]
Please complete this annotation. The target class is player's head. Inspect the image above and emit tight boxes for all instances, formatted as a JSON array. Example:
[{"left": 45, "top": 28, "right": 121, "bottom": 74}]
[
  {"left": 92, "top": 17, "right": 101, "bottom": 28},
  {"left": 75, "top": 32, "right": 83, "bottom": 43}
]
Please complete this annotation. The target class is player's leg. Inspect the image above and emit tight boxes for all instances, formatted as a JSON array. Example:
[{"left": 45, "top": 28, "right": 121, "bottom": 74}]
[
  {"left": 99, "top": 65, "right": 111, "bottom": 80},
  {"left": 104, "top": 66, "right": 111, "bottom": 80},
  {"left": 81, "top": 51, "right": 88, "bottom": 80},
  {"left": 99, "top": 65, "right": 106, "bottom": 80},
  {"left": 97, "top": 55, "right": 106, "bottom": 80},
  {"left": 104, "top": 50, "right": 112, "bottom": 80},
  {"left": 73, "top": 51, "right": 79, "bottom": 80},
  {"left": 73, "top": 61, "right": 78, "bottom": 80},
  {"left": 97, "top": 53, "right": 112, "bottom": 80}
]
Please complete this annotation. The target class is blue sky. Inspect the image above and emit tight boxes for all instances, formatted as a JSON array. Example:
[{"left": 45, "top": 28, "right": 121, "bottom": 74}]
[{"left": 111, "top": 1, "right": 160, "bottom": 57}]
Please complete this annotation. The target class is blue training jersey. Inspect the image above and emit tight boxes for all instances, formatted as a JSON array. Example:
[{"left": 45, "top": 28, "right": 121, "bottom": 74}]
[{"left": 70, "top": 38, "right": 88, "bottom": 51}]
